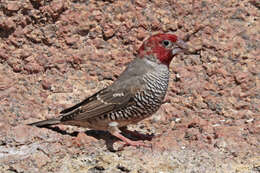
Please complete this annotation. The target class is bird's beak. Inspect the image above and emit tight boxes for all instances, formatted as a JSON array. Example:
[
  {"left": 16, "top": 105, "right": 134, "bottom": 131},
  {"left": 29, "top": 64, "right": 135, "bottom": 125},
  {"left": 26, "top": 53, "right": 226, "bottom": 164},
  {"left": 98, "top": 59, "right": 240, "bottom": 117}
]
[{"left": 172, "top": 39, "right": 189, "bottom": 56}]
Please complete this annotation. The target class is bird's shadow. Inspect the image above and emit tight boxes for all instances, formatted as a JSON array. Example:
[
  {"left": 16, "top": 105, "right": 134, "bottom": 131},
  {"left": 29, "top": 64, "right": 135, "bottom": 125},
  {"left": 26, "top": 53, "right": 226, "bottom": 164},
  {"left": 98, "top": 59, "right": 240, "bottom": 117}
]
[{"left": 44, "top": 126, "right": 154, "bottom": 151}]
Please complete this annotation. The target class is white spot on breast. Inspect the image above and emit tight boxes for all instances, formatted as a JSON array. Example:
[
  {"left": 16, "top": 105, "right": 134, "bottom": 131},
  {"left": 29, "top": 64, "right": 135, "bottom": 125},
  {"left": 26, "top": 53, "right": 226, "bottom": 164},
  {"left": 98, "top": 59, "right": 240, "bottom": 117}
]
[{"left": 109, "top": 121, "right": 118, "bottom": 127}]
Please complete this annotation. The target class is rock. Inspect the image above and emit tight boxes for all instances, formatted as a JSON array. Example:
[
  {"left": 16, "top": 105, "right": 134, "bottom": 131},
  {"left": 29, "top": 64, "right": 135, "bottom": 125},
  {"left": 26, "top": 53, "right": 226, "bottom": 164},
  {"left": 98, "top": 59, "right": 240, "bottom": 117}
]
[
  {"left": 0, "top": 0, "right": 259, "bottom": 172},
  {"left": 6, "top": 2, "right": 20, "bottom": 12}
]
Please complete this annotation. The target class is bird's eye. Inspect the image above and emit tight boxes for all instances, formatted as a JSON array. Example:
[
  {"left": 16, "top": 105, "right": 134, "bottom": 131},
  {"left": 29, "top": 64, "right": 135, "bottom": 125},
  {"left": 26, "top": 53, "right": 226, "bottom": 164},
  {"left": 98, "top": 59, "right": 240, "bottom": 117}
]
[{"left": 162, "top": 40, "right": 172, "bottom": 48}]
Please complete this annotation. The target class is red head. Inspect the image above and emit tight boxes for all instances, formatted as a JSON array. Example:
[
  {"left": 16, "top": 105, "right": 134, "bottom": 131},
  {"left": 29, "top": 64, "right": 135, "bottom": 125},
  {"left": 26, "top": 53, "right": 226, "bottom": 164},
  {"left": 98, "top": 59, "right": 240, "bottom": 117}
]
[{"left": 138, "top": 33, "right": 188, "bottom": 66}]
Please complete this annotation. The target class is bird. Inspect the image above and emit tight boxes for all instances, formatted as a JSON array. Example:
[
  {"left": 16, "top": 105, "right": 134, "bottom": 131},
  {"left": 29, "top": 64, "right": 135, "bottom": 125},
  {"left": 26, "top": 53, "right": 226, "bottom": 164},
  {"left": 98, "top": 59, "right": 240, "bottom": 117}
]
[{"left": 28, "top": 33, "right": 188, "bottom": 147}]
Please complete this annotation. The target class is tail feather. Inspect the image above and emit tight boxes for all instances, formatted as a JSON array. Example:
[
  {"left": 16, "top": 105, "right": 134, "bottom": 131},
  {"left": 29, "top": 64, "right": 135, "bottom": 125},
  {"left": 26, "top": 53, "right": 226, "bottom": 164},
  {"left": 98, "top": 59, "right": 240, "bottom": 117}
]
[{"left": 28, "top": 118, "right": 61, "bottom": 127}]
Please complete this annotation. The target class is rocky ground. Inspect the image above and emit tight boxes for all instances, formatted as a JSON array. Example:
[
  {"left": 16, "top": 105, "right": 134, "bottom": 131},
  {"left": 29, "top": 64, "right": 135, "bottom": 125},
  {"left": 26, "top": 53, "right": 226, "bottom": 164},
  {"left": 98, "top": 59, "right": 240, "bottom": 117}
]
[{"left": 0, "top": 0, "right": 259, "bottom": 172}]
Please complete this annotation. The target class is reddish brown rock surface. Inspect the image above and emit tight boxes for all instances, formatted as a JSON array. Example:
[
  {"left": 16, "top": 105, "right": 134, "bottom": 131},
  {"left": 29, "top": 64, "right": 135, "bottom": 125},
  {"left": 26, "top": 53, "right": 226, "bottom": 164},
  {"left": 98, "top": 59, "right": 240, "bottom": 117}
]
[{"left": 0, "top": 0, "right": 259, "bottom": 172}]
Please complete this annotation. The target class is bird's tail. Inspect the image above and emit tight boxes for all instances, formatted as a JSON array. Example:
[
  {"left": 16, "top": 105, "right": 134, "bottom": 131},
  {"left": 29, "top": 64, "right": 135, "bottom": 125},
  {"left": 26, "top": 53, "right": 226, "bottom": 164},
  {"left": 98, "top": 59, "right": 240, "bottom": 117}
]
[{"left": 28, "top": 118, "right": 61, "bottom": 127}]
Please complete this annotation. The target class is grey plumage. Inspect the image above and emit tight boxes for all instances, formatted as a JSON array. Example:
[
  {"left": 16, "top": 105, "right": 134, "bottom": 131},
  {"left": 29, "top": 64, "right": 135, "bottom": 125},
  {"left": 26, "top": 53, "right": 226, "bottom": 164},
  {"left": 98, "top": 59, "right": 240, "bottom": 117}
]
[
  {"left": 29, "top": 118, "right": 61, "bottom": 127},
  {"left": 28, "top": 33, "right": 188, "bottom": 147},
  {"left": 29, "top": 57, "right": 169, "bottom": 129}
]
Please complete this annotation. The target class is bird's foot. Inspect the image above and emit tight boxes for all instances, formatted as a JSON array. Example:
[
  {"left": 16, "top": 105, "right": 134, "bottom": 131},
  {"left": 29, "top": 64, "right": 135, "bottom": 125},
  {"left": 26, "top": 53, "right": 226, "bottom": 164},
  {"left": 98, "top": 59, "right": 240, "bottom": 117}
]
[
  {"left": 121, "top": 140, "right": 151, "bottom": 148},
  {"left": 117, "top": 140, "right": 152, "bottom": 151},
  {"left": 119, "top": 127, "right": 154, "bottom": 141},
  {"left": 112, "top": 131, "right": 151, "bottom": 149}
]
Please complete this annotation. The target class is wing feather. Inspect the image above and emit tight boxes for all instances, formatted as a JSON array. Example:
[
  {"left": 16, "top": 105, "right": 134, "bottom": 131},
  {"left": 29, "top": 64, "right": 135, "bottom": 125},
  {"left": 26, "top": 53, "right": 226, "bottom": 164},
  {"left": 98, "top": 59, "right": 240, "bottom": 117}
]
[
  {"left": 60, "top": 85, "right": 139, "bottom": 122},
  {"left": 59, "top": 58, "right": 149, "bottom": 122}
]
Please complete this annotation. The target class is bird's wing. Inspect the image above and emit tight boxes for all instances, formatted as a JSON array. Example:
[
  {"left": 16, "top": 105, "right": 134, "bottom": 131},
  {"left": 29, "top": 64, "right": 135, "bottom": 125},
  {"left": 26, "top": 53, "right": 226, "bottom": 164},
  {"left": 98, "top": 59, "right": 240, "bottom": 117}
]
[{"left": 59, "top": 78, "right": 144, "bottom": 122}]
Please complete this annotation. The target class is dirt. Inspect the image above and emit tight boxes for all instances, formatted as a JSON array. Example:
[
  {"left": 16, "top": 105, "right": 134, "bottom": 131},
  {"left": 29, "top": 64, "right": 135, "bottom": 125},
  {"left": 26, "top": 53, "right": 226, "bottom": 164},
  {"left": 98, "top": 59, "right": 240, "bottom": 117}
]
[{"left": 0, "top": 0, "right": 259, "bottom": 172}]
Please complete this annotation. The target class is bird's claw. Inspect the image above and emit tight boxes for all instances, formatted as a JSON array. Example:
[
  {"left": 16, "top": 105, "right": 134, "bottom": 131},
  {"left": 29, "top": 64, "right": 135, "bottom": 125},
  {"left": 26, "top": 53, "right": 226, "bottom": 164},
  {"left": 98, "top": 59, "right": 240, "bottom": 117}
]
[{"left": 117, "top": 140, "right": 152, "bottom": 151}]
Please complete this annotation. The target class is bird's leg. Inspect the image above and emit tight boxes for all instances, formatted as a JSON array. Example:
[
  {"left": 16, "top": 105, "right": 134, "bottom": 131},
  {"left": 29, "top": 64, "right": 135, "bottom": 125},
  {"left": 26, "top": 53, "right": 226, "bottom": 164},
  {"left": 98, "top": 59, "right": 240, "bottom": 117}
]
[
  {"left": 112, "top": 131, "right": 150, "bottom": 147},
  {"left": 119, "top": 126, "right": 154, "bottom": 141},
  {"left": 108, "top": 122, "right": 150, "bottom": 147}
]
